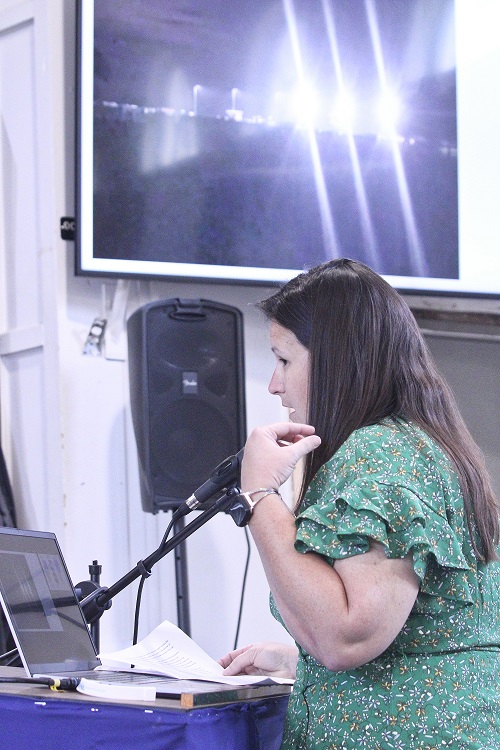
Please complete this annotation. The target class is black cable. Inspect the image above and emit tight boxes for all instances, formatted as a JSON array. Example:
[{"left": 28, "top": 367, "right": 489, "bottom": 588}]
[
  {"left": 132, "top": 511, "right": 177, "bottom": 645},
  {"left": 0, "top": 675, "right": 80, "bottom": 690},
  {"left": 159, "top": 513, "right": 177, "bottom": 549},
  {"left": 132, "top": 501, "right": 251, "bottom": 649},
  {"left": 132, "top": 574, "right": 147, "bottom": 645},
  {"left": 233, "top": 526, "right": 251, "bottom": 650}
]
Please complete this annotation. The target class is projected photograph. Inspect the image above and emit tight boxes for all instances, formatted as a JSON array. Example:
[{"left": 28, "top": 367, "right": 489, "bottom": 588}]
[{"left": 76, "top": 0, "right": 497, "bottom": 294}]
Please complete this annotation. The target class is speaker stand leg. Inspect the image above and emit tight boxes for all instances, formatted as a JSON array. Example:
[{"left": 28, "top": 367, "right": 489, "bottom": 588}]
[{"left": 173, "top": 516, "right": 191, "bottom": 636}]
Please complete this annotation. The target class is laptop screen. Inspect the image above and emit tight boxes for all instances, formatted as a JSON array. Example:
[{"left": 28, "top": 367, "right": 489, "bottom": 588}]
[{"left": 0, "top": 527, "right": 100, "bottom": 674}]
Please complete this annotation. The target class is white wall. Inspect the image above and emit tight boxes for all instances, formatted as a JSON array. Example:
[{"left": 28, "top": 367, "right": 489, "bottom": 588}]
[
  {"left": 0, "top": 0, "right": 498, "bottom": 664},
  {"left": 61, "top": 272, "right": 297, "bottom": 658}
]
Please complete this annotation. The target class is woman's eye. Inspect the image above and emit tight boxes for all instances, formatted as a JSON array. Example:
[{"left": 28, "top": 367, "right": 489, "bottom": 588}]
[{"left": 279, "top": 358, "right": 288, "bottom": 366}]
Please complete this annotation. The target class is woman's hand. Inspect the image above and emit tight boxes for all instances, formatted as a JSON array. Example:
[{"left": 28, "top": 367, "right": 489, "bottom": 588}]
[
  {"left": 240, "top": 422, "right": 321, "bottom": 491},
  {"left": 218, "top": 642, "right": 298, "bottom": 679}
]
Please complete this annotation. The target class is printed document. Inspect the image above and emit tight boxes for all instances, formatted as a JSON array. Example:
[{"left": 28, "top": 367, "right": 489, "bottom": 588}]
[{"left": 99, "top": 618, "right": 294, "bottom": 686}]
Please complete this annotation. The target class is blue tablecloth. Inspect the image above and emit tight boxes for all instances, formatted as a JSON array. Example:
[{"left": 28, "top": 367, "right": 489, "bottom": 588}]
[{"left": 1, "top": 692, "right": 289, "bottom": 749}]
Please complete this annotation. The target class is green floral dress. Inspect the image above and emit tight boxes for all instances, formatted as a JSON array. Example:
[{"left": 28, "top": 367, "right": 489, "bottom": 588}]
[{"left": 272, "top": 418, "right": 500, "bottom": 750}]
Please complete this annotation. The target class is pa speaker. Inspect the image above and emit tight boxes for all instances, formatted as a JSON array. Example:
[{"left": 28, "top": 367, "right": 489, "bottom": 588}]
[{"left": 127, "top": 298, "right": 246, "bottom": 513}]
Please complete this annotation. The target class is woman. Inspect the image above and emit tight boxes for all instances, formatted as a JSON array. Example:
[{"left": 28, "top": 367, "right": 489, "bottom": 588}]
[{"left": 219, "top": 259, "right": 500, "bottom": 749}]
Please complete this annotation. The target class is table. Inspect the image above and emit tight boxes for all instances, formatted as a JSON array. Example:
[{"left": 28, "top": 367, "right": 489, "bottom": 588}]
[{"left": 0, "top": 667, "right": 290, "bottom": 750}]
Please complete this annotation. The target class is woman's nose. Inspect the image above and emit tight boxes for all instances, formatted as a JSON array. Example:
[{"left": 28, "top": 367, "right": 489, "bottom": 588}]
[{"left": 268, "top": 368, "right": 283, "bottom": 395}]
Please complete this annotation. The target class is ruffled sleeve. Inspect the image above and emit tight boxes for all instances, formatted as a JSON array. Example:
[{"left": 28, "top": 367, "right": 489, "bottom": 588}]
[{"left": 294, "top": 421, "right": 477, "bottom": 611}]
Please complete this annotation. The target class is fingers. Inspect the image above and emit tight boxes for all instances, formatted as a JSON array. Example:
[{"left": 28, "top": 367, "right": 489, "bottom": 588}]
[
  {"left": 241, "top": 423, "right": 321, "bottom": 490},
  {"left": 255, "top": 422, "right": 320, "bottom": 453},
  {"left": 267, "top": 422, "right": 318, "bottom": 444},
  {"left": 217, "top": 644, "right": 253, "bottom": 669},
  {"left": 289, "top": 433, "right": 322, "bottom": 458},
  {"left": 218, "top": 642, "right": 299, "bottom": 678},
  {"left": 219, "top": 647, "right": 262, "bottom": 676},
  {"left": 217, "top": 654, "right": 232, "bottom": 668}
]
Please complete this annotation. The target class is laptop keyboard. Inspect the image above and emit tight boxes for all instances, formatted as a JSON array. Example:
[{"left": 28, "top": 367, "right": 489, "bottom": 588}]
[{"left": 71, "top": 671, "right": 178, "bottom": 684}]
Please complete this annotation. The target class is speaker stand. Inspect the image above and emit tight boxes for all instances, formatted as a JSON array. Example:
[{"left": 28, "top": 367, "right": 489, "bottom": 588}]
[{"left": 172, "top": 516, "right": 191, "bottom": 636}]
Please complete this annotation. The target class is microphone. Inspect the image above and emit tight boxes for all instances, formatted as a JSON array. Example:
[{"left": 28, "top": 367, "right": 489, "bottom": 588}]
[{"left": 173, "top": 448, "right": 244, "bottom": 519}]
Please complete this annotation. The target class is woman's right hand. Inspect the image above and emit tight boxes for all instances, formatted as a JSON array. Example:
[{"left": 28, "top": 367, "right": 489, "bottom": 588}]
[
  {"left": 218, "top": 642, "right": 298, "bottom": 680},
  {"left": 240, "top": 422, "right": 321, "bottom": 492}
]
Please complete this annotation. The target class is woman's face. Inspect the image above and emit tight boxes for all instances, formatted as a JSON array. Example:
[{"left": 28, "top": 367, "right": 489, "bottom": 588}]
[{"left": 268, "top": 321, "right": 310, "bottom": 424}]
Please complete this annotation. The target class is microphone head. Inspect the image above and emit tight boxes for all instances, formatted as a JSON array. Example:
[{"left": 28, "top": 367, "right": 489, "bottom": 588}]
[{"left": 192, "top": 448, "right": 244, "bottom": 505}]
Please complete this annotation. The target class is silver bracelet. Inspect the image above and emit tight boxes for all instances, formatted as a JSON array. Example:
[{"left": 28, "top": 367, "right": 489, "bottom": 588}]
[{"left": 238, "top": 487, "right": 281, "bottom": 513}]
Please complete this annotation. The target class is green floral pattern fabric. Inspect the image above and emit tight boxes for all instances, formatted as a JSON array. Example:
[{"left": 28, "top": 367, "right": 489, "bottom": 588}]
[{"left": 272, "top": 419, "right": 500, "bottom": 749}]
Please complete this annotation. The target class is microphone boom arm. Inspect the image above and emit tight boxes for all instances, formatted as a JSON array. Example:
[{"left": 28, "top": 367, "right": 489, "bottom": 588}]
[{"left": 80, "top": 487, "right": 240, "bottom": 625}]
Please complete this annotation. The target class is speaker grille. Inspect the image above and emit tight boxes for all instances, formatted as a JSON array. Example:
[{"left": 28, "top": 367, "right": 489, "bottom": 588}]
[{"left": 150, "top": 398, "right": 236, "bottom": 496}]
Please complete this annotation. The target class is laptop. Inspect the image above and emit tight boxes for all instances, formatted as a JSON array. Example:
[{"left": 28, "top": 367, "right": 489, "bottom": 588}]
[{"left": 0, "top": 526, "right": 205, "bottom": 698}]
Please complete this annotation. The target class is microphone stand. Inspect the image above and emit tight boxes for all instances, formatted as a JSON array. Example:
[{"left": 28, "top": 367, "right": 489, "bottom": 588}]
[{"left": 79, "top": 488, "right": 241, "bottom": 646}]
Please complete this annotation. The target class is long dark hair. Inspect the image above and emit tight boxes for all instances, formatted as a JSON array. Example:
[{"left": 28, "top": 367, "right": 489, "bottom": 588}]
[{"left": 259, "top": 259, "right": 499, "bottom": 562}]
